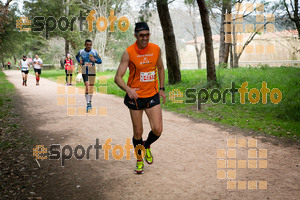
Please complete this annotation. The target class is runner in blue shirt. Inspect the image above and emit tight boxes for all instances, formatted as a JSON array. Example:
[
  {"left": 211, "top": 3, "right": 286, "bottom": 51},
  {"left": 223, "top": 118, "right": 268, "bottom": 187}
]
[{"left": 76, "top": 39, "right": 102, "bottom": 112}]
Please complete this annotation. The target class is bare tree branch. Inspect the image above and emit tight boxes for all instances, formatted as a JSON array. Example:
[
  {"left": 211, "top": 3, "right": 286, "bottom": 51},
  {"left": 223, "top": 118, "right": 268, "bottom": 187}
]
[
  {"left": 284, "top": 0, "right": 295, "bottom": 22},
  {"left": 5, "top": 0, "right": 13, "bottom": 7}
]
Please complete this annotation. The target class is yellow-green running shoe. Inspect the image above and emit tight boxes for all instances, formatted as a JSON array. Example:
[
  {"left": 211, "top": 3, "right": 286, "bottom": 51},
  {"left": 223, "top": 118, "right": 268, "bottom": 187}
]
[
  {"left": 134, "top": 160, "right": 144, "bottom": 174},
  {"left": 145, "top": 147, "right": 153, "bottom": 164}
]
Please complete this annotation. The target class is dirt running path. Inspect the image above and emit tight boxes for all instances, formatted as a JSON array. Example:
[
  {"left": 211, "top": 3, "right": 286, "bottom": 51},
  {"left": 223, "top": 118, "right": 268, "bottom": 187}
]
[{"left": 4, "top": 70, "right": 300, "bottom": 200}]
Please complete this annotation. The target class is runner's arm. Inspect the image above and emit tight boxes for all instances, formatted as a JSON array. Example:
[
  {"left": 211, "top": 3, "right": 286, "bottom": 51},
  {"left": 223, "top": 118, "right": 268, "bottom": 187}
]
[
  {"left": 114, "top": 50, "right": 138, "bottom": 99},
  {"left": 94, "top": 52, "right": 102, "bottom": 64},
  {"left": 157, "top": 50, "right": 166, "bottom": 104}
]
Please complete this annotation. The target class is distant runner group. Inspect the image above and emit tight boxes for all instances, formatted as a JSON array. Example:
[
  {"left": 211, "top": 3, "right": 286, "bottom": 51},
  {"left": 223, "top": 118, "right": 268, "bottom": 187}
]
[
  {"left": 19, "top": 54, "right": 43, "bottom": 86},
  {"left": 19, "top": 22, "right": 165, "bottom": 175}
]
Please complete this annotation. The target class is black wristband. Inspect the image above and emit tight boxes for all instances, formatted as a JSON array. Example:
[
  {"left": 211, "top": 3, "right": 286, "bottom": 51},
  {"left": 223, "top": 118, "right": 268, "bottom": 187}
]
[{"left": 159, "top": 87, "right": 165, "bottom": 91}]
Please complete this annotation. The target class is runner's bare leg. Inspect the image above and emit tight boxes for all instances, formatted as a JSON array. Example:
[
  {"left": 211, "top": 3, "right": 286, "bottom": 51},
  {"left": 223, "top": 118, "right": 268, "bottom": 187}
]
[
  {"left": 129, "top": 109, "right": 144, "bottom": 140},
  {"left": 145, "top": 104, "right": 163, "bottom": 136}
]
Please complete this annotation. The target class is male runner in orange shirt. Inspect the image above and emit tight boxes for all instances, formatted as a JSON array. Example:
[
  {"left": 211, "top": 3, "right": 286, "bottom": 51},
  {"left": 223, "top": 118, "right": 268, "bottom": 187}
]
[{"left": 115, "top": 22, "right": 166, "bottom": 174}]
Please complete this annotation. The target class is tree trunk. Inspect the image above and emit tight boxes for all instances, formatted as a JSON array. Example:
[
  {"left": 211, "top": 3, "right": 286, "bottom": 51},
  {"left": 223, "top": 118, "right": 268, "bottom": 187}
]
[
  {"left": 233, "top": 53, "right": 239, "bottom": 68},
  {"left": 198, "top": 44, "right": 205, "bottom": 69},
  {"left": 13, "top": 55, "right": 16, "bottom": 65},
  {"left": 229, "top": 45, "right": 233, "bottom": 68},
  {"left": 218, "top": 0, "right": 227, "bottom": 64},
  {"left": 232, "top": 33, "right": 239, "bottom": 68},
  {"left": 223, "top": 1, "right": 231, "bottom": 65},
  {"left": 157, "top": 0, "right": 181, "bottom": 84},
  {"left": 193, "top": 23, "right": 202, "bottom": 69},
  {"left": 189, "top": 5, "right": 202, "bottom": 69},
  {"left": 65, "top": 39, "right": 69, "bottom": 56},
  {"left": 196, "top": 49, "right": 201, "bottom": 69},
  {"left": 196, "top": 0, "right": 216, "bottom": 82},
  {"left": 63, "top": 0, "right": 69, "bottom": 57},
  {"left": 224, "top": 43, "right": 230, "bottom": 64},
  {"left": 284, "top": 0, "right": 300, "bottom": 39},
  {"left": 294, "top": 0, "right": 300, "bottom": 39}
]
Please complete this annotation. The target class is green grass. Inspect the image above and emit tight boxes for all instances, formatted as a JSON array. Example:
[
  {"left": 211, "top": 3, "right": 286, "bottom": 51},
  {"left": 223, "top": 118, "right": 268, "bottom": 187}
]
[
  {"left": 41, "top": 67, "right": 300, "bottom": 140},
  {"left": 0, "top": 72, "right": 15, "bottom": 107},
  {"left": 31, "top": 69, "right": 66, "bottom": 81},
  {"left": 0, "top": 71, "right": 35, "bottom": 149}
]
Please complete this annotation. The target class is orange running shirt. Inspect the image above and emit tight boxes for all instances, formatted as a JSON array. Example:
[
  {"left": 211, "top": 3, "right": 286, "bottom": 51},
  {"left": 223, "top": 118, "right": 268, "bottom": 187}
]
[{"left": 126, "top": 41, "right": 160, "bottom": 98}]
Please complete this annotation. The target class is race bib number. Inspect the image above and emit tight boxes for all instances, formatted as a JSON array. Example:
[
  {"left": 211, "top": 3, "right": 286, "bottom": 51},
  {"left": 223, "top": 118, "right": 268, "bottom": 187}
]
[
  {"left": 85, "top": 62, "right": 93, "bottom": 67},
  {"left": 140, "top": 71, "right": 155, "bottom": 82},
  {"left": 82, "top": 63, "right": 95, "bottom": 74}
]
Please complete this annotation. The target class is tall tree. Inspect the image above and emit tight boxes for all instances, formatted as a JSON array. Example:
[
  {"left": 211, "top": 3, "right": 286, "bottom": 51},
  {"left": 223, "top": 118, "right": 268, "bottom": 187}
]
[
  {"left": 157, "top": 0, "right": 181, "bottom": 84},
  {"left": 196, "top": 0, "right": 217, "bottom": 82},
  {"left": 0, "top": 0, "right": 13, "bottom": 40},
  {"left": 283, "top": 0, "right": 300, "bottom": 39},
  {"left": 63, "top": 0, "right": 70, "bottom": 57},
  {"left": 185, "top": 0, "right": 204, "bottom": 69},
  {"left": 24, "top": 0, "right": 91, "bottom": 58},
  {"left": 219, "top": 0, "right": 231, "bottom": 65},
  {"left": 77, "top": 0, "right": 129, "bottom": 71},
  {"left": 0, "top": 1, "right": 26, "bottom": 67},
  {"left": 230, "top": 1, "right": 280, "bottom": 68}
]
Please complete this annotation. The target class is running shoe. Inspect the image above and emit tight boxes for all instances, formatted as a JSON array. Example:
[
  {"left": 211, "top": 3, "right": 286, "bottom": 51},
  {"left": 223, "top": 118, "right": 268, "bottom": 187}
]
[
  {"left": 22, "top": 81, "right": 24, "bottom": 86},
  {"left": 134, "top": 160, "right": 144, "bottom": 174},
  {"left": 86, "top": 103, "right": 92, "bottom": 112},
  {"left": 145, "top": 147, "right": 153, "bottom": 164}
]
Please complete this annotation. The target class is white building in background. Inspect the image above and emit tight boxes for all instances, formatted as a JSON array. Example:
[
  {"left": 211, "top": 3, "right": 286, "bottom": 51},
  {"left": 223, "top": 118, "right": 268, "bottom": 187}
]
[{"left": 182, "top": 30, "right": 300, "bottom": 69}]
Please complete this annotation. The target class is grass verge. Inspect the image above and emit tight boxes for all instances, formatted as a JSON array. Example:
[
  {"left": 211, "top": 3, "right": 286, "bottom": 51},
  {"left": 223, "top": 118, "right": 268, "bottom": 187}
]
[{"left": 40, "top": 67, "right": 300, "bottom": 140}]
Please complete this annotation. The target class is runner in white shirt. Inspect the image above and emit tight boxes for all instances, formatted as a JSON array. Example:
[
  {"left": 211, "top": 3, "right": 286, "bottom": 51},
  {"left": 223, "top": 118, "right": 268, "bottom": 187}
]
[
  {"left": 19, "top": 55, "right": 30, "bottom": 86},
  {"left": 33, "top": 54, "right": 43, "bottom": 85}
]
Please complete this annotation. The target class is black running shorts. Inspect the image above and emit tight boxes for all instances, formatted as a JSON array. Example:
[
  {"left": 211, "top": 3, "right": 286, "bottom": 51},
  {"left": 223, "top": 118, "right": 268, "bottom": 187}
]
[
  {"left": 82, "top": 74, "right": 95, "bottom": 82},
  {"left": 34, "top": 68, "right": 41, "bottom": 74},
  {"left": 21, "top": 70, "right": 29, "bottom": 74},
  {"left": 124, "top": 93, "right": 160, "bottom": 110}
]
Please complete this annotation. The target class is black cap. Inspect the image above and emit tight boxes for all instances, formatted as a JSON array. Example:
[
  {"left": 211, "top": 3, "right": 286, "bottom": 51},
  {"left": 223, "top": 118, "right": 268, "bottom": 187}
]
[
  {"left": 23, "top": 55, "right": 27, "bottom": 58},
  {"left": 135, "top": 22, "right": 149, "bottom": 34}
]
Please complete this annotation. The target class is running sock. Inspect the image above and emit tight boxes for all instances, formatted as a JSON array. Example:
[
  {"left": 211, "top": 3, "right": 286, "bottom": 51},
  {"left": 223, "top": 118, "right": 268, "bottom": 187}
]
[
  {"left": 89, "top": 94, "right": 93, "bottom": 103},
  {"left": 144, "top": 131, "right": 160, "bottom": 149},
  {"left": 132, "top": 137, "right": 143, "bottom": 157},
  {"left": 85, "top": 93, "right": 89, "bottom": 104}
]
